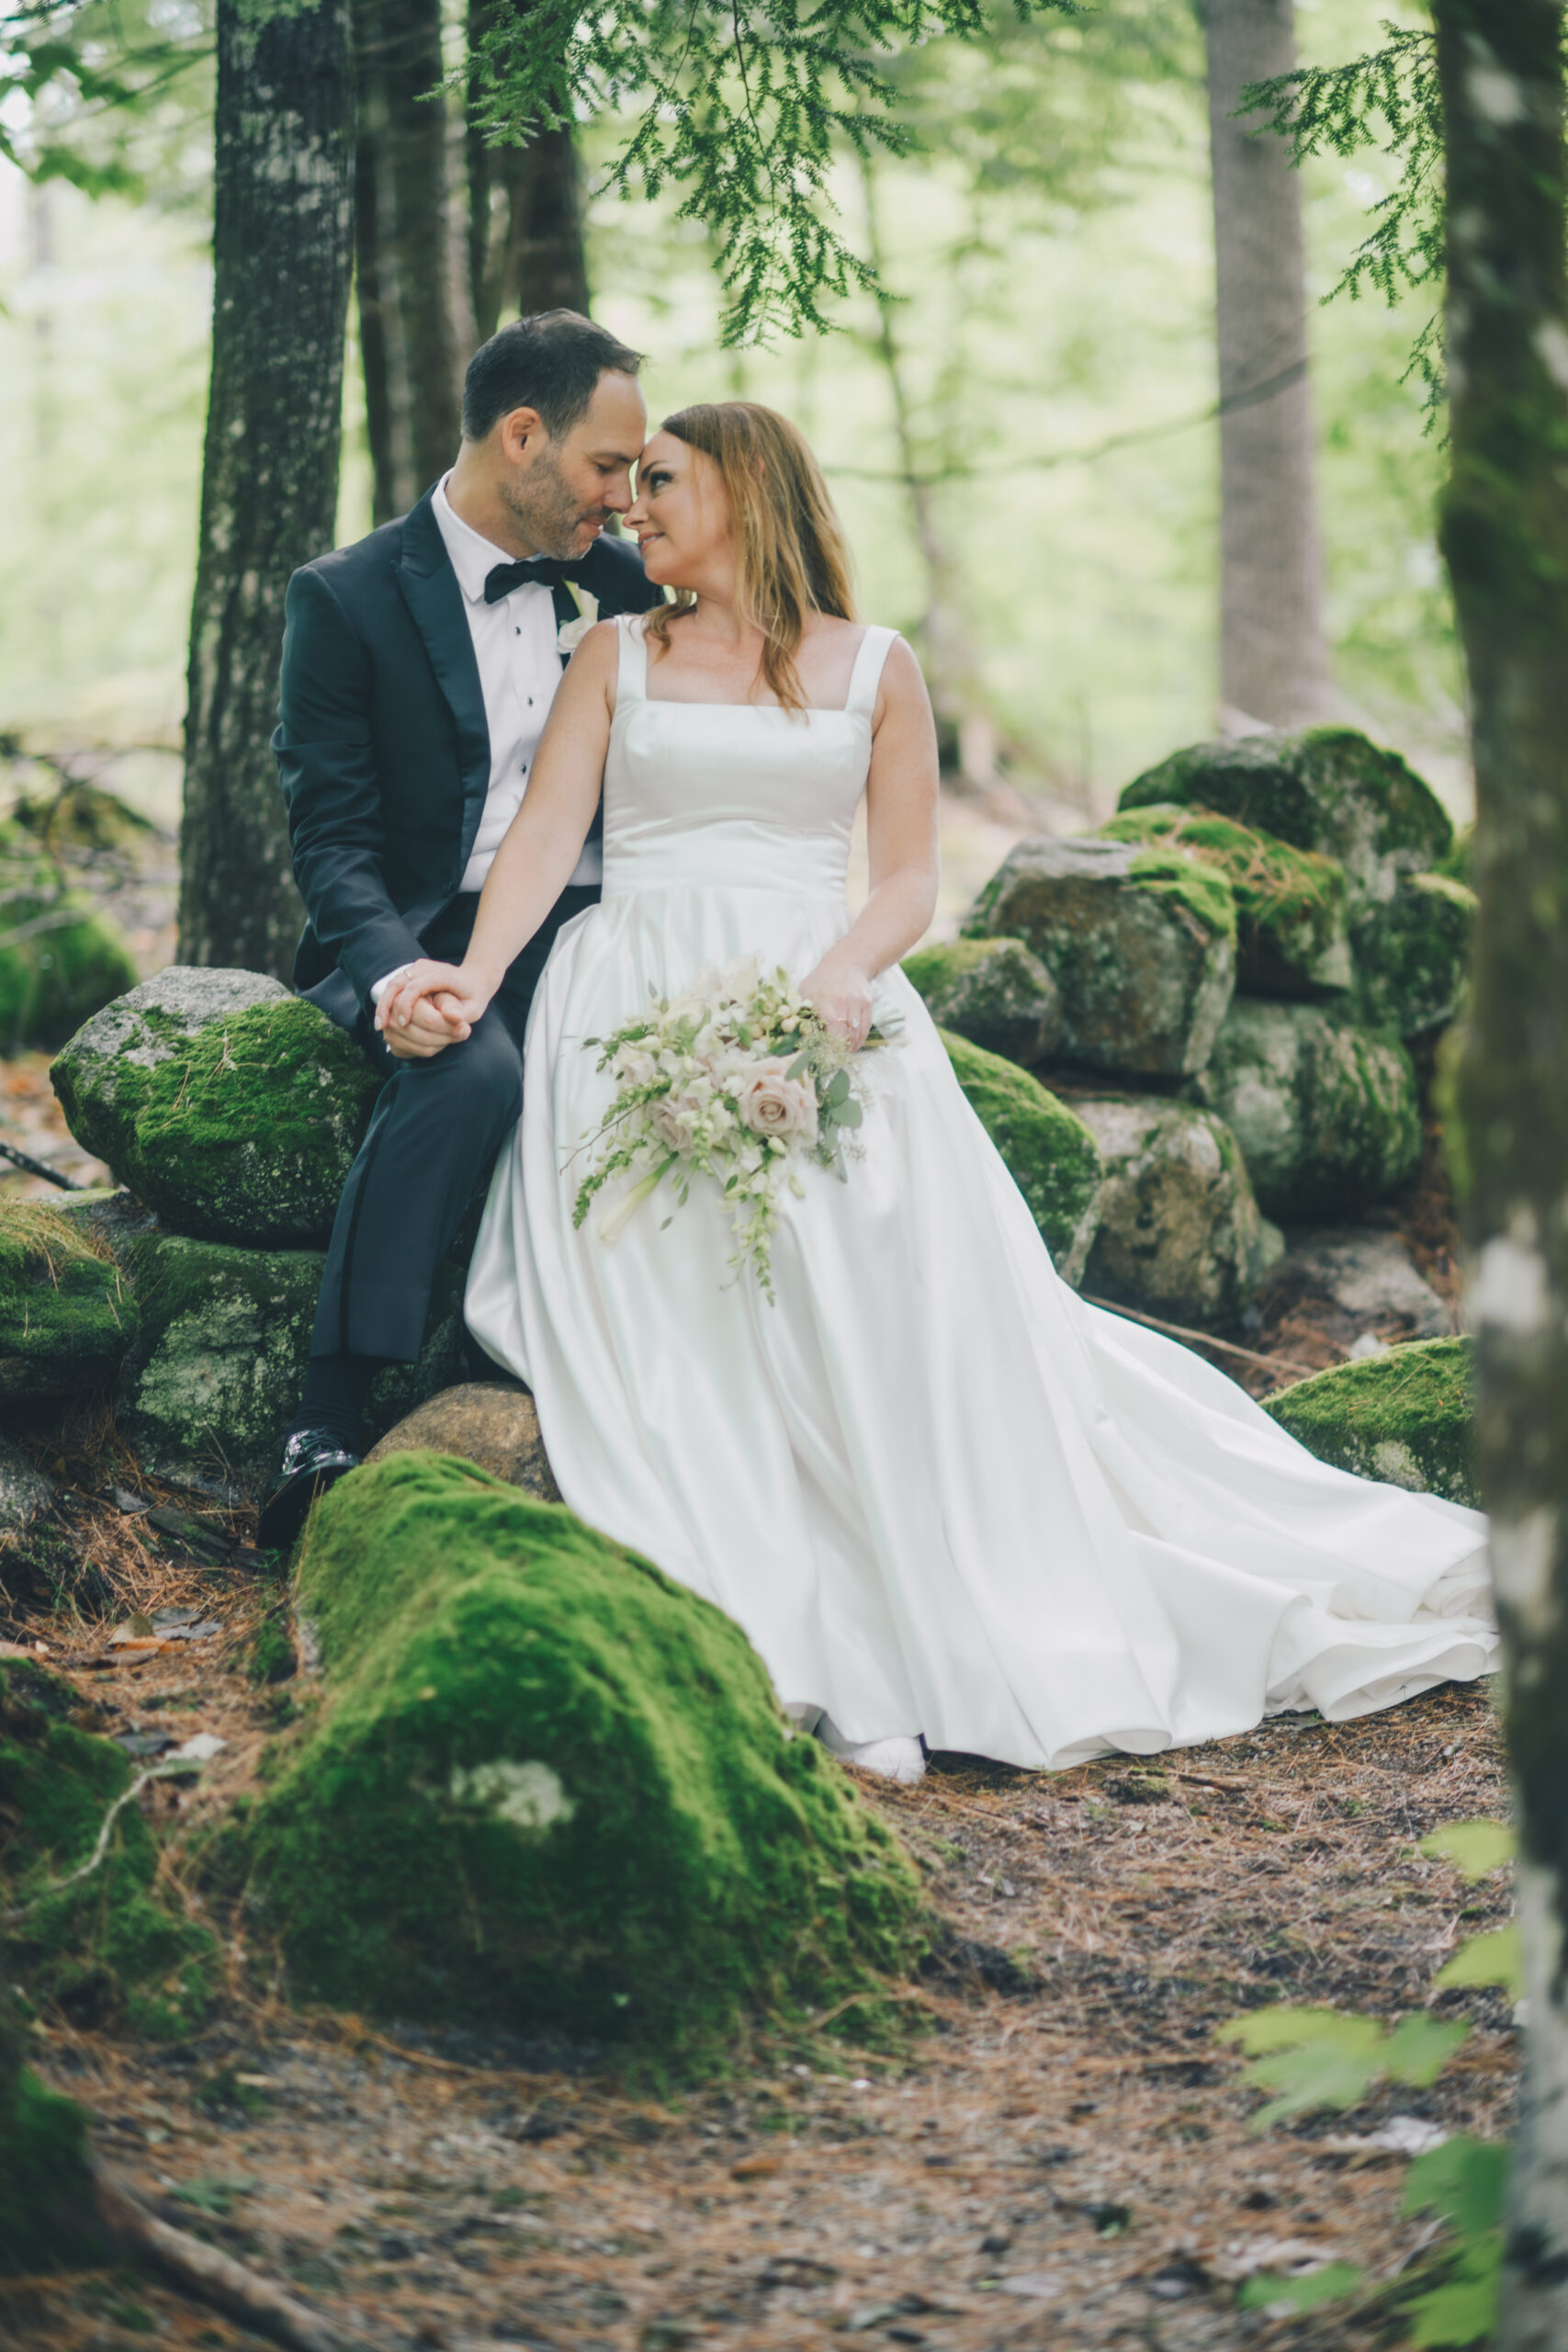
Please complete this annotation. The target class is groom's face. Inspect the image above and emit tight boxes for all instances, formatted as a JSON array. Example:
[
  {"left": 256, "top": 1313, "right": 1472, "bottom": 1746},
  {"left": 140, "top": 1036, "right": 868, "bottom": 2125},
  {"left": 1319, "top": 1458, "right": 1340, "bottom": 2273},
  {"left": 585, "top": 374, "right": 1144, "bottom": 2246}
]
[{"left": 497, "top": 369, "right": 648, "bottom": 560}]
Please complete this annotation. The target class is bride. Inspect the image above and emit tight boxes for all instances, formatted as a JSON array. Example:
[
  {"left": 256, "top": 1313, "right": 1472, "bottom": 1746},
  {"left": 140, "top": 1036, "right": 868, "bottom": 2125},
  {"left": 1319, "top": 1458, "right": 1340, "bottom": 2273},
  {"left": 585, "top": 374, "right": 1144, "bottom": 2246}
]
[{"left": 377, "top": 400, "right": 1495, "bottom": 1784}]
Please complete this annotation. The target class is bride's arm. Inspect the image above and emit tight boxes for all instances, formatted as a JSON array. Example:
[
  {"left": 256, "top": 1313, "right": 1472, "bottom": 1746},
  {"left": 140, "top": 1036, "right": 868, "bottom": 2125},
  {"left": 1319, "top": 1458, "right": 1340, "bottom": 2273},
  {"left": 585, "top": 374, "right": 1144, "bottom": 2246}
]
[
  {"left": 801, "top": 636, "right": 941, "bottom": 1046},
  {"left": 377, "top": 623, "right": 619, "bottom": 1040}
]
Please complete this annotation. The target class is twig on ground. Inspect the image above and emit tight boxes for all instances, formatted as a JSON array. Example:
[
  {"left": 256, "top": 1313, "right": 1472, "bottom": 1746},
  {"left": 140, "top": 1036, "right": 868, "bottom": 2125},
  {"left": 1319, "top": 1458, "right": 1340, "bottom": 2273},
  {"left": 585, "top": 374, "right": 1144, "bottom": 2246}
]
[{"left": 1081, "top": 1294, "right": 1321, "bottom": 1382}]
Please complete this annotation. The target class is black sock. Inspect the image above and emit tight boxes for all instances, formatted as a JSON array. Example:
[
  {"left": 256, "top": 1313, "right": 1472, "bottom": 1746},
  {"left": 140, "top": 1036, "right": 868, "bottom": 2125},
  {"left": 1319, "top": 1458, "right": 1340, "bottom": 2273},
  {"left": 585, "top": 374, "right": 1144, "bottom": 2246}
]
[{"left": 293, "top": 1354, "right": 383, "bottom": 1455}]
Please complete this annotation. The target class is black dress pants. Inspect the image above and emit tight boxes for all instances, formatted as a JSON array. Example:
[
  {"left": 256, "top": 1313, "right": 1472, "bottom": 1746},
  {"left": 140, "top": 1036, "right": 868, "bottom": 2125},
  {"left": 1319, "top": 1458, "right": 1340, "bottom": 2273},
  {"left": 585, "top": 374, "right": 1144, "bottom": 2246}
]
[{"left": 309, "top": 887, "right": 598, "bottom": 1364}]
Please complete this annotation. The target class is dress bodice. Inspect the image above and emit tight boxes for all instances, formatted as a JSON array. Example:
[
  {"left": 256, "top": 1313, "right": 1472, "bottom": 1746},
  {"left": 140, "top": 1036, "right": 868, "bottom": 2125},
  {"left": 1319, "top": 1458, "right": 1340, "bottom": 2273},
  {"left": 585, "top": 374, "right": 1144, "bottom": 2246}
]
[{"left": 600, "top": 616, "right": 897, "bottom": 901}]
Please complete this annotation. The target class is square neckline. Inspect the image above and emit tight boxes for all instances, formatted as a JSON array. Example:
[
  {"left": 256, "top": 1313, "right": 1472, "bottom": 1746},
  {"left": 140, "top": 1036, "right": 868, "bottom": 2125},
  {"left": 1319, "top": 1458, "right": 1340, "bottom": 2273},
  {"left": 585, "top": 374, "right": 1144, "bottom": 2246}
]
[{"left": 623, "top": 616, "right": 893, "bottom": 718}]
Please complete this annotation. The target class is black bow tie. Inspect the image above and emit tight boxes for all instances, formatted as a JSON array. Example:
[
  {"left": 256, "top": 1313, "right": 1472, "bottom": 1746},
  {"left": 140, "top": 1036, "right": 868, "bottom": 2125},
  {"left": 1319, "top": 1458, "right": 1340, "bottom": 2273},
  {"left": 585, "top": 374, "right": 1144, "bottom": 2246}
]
[{"left": 484, "top": 558, "right": 570, "bottom": 602}]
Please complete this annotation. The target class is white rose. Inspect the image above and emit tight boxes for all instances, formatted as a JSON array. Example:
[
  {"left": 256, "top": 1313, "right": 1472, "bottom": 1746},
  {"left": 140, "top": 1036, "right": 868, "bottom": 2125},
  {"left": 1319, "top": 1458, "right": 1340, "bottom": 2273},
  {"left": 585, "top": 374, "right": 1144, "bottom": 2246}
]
[
  {"left": 739, "top": 1061, "right": 818, "bottom": 1145},
  {"left": 556, "top": 586, "right": 600, "bottom": 657},
  {"left": 614, "top": 1045, "right": 659, "bottom": 1088}
]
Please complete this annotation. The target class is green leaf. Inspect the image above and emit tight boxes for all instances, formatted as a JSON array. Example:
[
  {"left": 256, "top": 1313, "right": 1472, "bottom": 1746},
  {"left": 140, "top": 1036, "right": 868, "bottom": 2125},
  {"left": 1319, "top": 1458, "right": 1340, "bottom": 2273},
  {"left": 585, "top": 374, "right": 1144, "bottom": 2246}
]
[
  {"left": 1400, "top": 2237, "right": 1502, "bottom": 2347},
  {"left": 1236, "top": 2261, "right": 1362, "bottom": 2313},
  {"left": 1403, "top": 2139, "right": 1509, "bottom": 2236},
  {"left": 830, "top": 1098, "right": 863, "bottom": 1129},
  {"left": 1382, "top": 2014, "right": 1471, "bottom": 2087},
  {"left": 784, "top": 1050, "right": 812, "bottom": 1080},
  {"left": 1217, "top": 2005, "right": 1358, "bottom": 2056},
  {"left": 1435, "top": 1927, "right": 1522, "bottom": 1997},
  {"left": 826, "top": 1069, "right": 852, "bottom": 1104},
  {"left": 1420, "top": 1821, "right": 1515, "bottom": 1880}
]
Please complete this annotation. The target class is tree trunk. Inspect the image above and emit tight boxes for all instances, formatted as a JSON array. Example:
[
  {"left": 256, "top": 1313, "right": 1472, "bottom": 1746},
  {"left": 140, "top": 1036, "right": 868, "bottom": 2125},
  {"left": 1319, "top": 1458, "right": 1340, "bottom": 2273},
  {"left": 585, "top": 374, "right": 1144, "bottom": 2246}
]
[
  {"left": 353, "top": 0, "right": 465, "bottom": 525},
  {"left": 1439, "top": 7, "right": 1568, "bottom": 2346},
  {"left": 178, "top": 0, "right": 355, "bottom": 980},
  {"left": 1202, "top": 0, "right": 1334, "bottom": 729},
  {"left": 467, "top": 0, "right": 590, "bottom": 340}
]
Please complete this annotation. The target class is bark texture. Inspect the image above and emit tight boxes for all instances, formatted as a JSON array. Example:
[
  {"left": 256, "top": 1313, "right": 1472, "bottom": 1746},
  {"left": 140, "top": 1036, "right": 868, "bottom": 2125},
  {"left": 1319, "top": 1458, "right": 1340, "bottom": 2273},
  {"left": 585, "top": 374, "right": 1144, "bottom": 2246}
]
[
  {"left": 1202, "top": 0, "right": 1334, "bottom": 729},
  {"left": 468, "top": 0, "right": 590, "bottom": 341},
  {"left": 1438, "top": 6, "right": 1568, "bottom": 2345},
  {"left": 353, "top": 0, "right": 465, "bottom": 524},
  {"left": 179, "top": 0, "right": 355, "bottom": 980}
]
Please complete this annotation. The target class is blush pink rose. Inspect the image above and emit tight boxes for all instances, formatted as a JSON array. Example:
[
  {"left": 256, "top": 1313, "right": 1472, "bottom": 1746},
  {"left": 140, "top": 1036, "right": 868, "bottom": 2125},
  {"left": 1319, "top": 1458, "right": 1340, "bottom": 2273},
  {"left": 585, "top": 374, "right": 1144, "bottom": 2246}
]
[{"left": 739, "top": 1061, "right": 818, "bottom": 1145}]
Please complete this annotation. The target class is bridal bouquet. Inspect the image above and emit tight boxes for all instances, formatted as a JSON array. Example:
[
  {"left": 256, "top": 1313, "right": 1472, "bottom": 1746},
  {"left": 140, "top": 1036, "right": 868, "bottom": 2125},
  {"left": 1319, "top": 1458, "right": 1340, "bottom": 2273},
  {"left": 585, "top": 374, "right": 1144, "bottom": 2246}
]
[{"left": 571, "top": 959, "right": 897, "bottom": 1298}]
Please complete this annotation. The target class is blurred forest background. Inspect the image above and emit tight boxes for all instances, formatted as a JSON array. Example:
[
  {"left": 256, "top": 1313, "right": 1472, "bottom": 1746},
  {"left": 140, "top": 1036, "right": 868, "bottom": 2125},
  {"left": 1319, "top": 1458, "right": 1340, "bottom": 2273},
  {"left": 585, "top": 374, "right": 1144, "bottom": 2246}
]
[{"left": 0, "top": 0, "right": 1466, "bottom": 943}]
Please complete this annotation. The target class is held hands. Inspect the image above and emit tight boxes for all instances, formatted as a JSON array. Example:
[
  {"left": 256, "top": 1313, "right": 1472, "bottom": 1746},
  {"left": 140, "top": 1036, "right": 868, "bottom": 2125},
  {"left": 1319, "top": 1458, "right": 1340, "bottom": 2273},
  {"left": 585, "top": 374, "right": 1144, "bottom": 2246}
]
[
  {"left": 801, "top": 958, "right": 876, "bottom": 1051},
  {"left": 374, "top": 960, "right": 495, "bottom": 1058}
]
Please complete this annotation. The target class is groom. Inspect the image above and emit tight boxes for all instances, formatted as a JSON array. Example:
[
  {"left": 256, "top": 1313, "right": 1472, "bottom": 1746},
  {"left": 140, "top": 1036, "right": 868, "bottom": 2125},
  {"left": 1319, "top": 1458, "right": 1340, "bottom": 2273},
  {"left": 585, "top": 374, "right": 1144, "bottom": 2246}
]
[{"left": 258, "top": 310, "right": 664, "bottom": 1550}]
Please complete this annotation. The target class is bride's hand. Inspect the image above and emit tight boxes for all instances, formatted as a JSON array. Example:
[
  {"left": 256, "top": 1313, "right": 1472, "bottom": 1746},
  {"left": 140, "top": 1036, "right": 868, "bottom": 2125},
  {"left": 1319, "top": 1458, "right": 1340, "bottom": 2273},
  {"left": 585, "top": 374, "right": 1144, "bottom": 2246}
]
[
  {"left": 803, "top": 961, "right": 876, "bottom": 1050},
  {"left": 375, "top": 960, "right": 493, "bottom": 1054}
]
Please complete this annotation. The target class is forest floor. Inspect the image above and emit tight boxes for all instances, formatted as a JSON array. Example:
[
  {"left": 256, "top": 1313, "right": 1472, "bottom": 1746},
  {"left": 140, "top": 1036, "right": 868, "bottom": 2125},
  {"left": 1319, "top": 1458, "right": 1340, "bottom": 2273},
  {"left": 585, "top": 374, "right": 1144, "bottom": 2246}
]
[{"left": 0, "top": 1447, "right": 1514, "bottom": 2352}]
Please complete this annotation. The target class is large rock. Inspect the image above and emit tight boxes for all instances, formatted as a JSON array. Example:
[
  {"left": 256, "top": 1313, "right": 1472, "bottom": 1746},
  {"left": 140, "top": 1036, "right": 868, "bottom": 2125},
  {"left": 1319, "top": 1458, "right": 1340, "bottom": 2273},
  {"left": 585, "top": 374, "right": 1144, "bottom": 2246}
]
[
  {"left": 1073, "top": 1095, "right": 1282, "bottom": 1329},
  {"left": 0, "top": 1200, "right": 139, "bottom": 1404},
  {"left": 1258, "top": 1227, "right": 1453, "bottom": 1354},
  {"left": 1353, "top": 870, "right": 1474, "bottom": 1039},
  {"left": 119, "top": 1233, "right": 463, "bottom": 1491},
  {"left": 902, "top": 937, "right": 1064, "bottom": 1066},
  {"left": 239, "top": 1454, "right": 924, "bottom": 2050},
  {"left": 367, "top": 1382, "right": 562, "bottom": 1501},
  {"left": 0, "top": 822, "right": 140, "bottom": 1055},
  {"left": 1118, "top": 728, "right": 1454, "bottom": 922},
  {"left": 1263, "top": 1337, "right": 1475, "bottom": 1506},
  {"left": 51, "top": 967, "right": 383, "bottom": 1247},
  {"left": 963, "top": 835, "right": 1236, "bottom": 1078},
  {"left": 0, "top": 1439, "right": 53, "bottom": 1536},
  {"left": 941, "top": 1030, "right": 1102, "bottom": 1284},
  {"left": 0, "top": 1658, "right": 219, "bottom": 2039},
  {"left": 1097, "top": 804, "right": 1351, "bottom": 999},
  {"left": 1200, "top": 999, "right": 1422, "bottom": 1222}
]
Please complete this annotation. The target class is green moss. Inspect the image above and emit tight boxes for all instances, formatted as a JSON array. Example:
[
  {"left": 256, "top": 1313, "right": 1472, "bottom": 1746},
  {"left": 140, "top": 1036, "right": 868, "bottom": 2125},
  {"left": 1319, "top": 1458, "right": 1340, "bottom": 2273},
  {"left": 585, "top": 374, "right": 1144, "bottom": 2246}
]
[
  {"left": 1100, "top": 805, "right": 1349, "bottom": 996},
  {"left": 1202, "top": 1000, "right": 1422, "bottom": 1221},
  {"left": 0, "top": 1957, "right": 101, "bottom": 2275},
  {"left": 11, "top": 782, "right": 159, "bottom": 861},
  {"left": 120, "top": 1233, "right": 462, "bottom": 1493},
  {"left": 1119, "top": 730, "right": 1453, "bottom": 918},
  {"left": 239, "top": 1454, "right": 926, "bottom": 2060},
  {"left": 0, "top": 1201, "right": 138, "bottom": 1404},
  {"left": 1354, "top": 871, "right": 1475, "bottom": 1039},
  {"left": 1124, "top": 848, "right": 1237, "bottom": 943},
  {"left": 0, "top": 1663, "right": 219, "bottom": 2040},
  {"left": 1262, "top": 1338, "right": 1475, "bottom": 1507},
  {"left": 901, "top": 937, "right": 1062, "bottom": 1067},
  {"left": 940, "top": 1029, "right": 1102, "bottom": 1283},
  {"left": 0, "top": 888, "right": 139, "bottom": 1058}
]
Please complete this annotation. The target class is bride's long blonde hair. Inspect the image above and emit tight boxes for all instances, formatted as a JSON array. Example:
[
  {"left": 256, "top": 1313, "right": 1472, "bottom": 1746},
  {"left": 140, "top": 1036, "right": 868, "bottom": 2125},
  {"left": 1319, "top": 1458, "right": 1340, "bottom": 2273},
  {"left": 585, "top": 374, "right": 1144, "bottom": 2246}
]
[{"left": 643, "top": 401, "right": 858, "bottom": 713}]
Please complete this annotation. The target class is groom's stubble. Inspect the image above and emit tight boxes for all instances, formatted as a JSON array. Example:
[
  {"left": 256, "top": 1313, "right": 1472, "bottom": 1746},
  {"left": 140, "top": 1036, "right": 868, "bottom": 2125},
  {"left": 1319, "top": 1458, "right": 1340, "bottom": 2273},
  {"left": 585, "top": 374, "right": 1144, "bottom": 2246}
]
[{"left": 499, "top": 437, "right": 611, "bottom": 562}]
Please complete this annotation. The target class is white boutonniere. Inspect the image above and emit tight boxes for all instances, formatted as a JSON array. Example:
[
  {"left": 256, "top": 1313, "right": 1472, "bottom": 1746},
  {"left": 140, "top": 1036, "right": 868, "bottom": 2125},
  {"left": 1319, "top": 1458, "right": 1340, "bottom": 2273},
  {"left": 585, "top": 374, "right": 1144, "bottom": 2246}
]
[{"left": 556, "top": 584, "right": 599, "bottom": 657}]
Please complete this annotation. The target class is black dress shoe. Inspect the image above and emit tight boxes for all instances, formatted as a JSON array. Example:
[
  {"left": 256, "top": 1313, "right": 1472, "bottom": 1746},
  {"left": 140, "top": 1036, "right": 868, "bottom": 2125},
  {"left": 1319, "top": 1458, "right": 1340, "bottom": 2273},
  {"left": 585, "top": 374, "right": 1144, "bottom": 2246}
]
[{"left": 256, "top": 1426, "right": 361, "bottom": 1557}]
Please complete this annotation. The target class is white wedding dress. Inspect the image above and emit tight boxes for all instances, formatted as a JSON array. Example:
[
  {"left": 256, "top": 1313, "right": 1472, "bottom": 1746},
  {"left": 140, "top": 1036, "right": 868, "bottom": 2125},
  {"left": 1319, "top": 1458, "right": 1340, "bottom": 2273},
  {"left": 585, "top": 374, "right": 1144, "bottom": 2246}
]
[{"left": 465, "top": 616, "right": 1496, "bottom": 1771}]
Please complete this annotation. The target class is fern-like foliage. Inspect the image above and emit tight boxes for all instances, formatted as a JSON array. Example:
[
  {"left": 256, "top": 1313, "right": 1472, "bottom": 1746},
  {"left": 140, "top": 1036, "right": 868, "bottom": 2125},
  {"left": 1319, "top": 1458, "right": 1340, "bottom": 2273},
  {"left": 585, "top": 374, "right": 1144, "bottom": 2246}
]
[
  {"left": 463, "top": 0, "right": 1072, "bottom": 344},
  {"left": 1240, "top": 24, "right": 1446, "bottom": 419}
]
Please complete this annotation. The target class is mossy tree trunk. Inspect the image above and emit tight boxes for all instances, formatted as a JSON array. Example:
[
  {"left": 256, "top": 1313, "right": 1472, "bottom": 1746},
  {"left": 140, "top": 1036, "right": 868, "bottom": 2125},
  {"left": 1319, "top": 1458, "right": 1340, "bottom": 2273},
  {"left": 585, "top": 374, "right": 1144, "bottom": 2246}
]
[
  {"left": 466, "top": 0, "right": 590, "bottom": 342},
  {"left": 1201, "top": 0, "right": 1334, "bottom": 729},
  {"left": 179, "top": 0, "right": 355, "bottom": 980},
  {"left": 353, "top": 0, "right": 467, "bottom": 525},
  {"left": 1438, "top": 6, "right": 1568, "bottom": 2345}
]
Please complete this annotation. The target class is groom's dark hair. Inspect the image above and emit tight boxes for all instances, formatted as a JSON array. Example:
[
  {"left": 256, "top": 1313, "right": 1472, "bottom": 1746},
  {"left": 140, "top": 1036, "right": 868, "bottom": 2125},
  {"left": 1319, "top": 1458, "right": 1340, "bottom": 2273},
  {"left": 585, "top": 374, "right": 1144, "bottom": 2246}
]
[{"left": 462, "top": 311, "right": 645, "bottom": 444}]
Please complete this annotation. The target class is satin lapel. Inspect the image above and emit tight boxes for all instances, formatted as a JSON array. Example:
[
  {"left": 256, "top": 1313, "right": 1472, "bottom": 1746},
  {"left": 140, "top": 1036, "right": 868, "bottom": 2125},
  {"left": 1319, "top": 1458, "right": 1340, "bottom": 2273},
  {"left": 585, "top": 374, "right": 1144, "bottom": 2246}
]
[{"left": 394, "top": 498, "right": 491, "bottom": 850}]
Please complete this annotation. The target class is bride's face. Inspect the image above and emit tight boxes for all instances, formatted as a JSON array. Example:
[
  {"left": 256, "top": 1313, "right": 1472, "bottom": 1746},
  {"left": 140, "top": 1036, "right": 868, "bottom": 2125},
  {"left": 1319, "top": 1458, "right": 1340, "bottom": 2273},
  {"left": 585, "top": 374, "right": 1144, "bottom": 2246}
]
[{"left": 627, "top": 432, "right": 732, "bottom": 588}]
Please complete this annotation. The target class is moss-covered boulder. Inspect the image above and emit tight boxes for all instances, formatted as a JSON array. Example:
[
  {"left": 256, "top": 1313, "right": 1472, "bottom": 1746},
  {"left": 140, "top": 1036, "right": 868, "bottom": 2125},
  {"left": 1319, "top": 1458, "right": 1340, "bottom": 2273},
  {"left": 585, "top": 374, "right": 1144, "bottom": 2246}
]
[
  {"left": 0, "top": 1660, "right": 218, "bottom": 2039},
  {"left": 0, "top": 1200, "right": 138, "bottom": 1404},
  {"left": 1353, "top": 870, "right": 1474, "bottom": 1039},
  {"left": 0, "top": 1962, "right": 101, "bottom": 2274},
  {"left": 0, "top": 1438, "right": 53, "bottom": 1535},
  {"left": 1097, "top": 804, "right": 1351, "bottom": 999},
  {"left": 902, "top": 936, "right": 1064, "bottom": 1067},
  {"left": 51, "top": 967, "right": 384, "bottom": 1247},
  {"left": 1200, "top": 999, "right": 1422, "bottom": 1222},
  {"left": 1118, "top": 729, "right": 1453, "bottom": 922},
  {"left": 119, "top": 1233, "right": 463, "bottom": 1492},
  {"left": 941, "top": 1029, "right": 1102, "bottom": 1284},
  {"left": 962, "top": 835, "right": 1236, "bottom": 1078},
  {"left": 1074, "top": 1095, "right": 1282, "bottom": 1329},
  {"left": 239, "top": 1454, "right": 925, "bottom": 2055},
  {"left": 1262, "top": 1338, "right": 1476, "bottom": 1506}
]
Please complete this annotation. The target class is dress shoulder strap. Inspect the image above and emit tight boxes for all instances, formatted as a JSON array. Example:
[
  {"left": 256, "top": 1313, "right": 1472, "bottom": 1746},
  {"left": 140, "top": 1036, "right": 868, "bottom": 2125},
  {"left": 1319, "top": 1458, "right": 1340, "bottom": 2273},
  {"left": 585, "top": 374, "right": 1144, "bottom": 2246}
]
[
  {"left": 843, "top": 624, "right": 899, "bottom": 718},
  {"left": 615, "top": 611, "right": 649, "bottom": 706}
]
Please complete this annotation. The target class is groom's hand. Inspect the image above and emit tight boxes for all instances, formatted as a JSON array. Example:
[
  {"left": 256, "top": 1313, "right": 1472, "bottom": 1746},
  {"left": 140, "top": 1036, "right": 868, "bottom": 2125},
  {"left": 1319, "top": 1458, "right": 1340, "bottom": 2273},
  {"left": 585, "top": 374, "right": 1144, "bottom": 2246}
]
[{"left": 376, "top": 960, "right": 472, "bottom": 1058}]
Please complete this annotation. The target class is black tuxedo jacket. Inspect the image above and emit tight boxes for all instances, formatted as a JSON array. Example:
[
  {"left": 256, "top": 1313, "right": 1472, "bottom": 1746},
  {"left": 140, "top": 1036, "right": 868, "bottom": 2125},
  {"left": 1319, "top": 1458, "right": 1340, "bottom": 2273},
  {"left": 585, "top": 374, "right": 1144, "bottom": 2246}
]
[{"left": 272, "top": 490, "right": 664, "bottom": 1032}]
